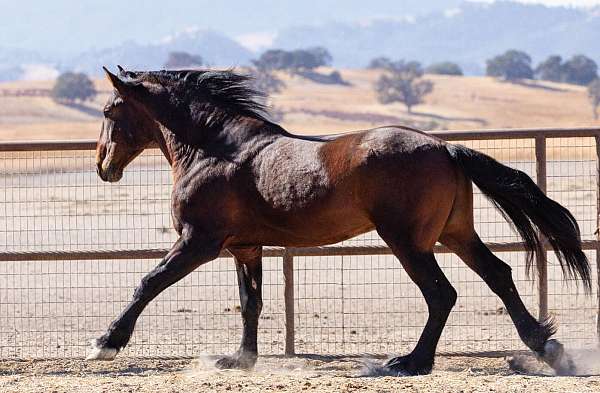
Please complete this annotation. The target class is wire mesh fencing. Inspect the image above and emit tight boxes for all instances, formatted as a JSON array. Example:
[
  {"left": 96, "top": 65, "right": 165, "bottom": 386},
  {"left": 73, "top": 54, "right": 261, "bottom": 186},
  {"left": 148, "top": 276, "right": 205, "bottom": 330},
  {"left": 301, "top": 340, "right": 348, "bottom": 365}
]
[
  {"left": 0, "top": 129, "right": 598, "bottom": 359},
  {"left": 292, "top": 135, "right": 598, "bottom": 354}
]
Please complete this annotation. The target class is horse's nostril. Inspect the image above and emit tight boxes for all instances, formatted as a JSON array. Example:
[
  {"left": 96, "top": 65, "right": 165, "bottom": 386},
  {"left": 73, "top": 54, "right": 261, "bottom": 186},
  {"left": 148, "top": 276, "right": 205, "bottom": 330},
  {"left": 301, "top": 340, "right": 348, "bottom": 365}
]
[{"left": 96, "top": 162, "right": 108, "bottom": 181}]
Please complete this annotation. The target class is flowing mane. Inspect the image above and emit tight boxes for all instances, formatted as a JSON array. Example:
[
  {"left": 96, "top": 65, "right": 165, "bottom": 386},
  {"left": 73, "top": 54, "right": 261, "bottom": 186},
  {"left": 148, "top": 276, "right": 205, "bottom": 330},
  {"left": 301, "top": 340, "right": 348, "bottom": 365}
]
[{"left": 139, "top": 69, "right": 270, "bottom": 124}]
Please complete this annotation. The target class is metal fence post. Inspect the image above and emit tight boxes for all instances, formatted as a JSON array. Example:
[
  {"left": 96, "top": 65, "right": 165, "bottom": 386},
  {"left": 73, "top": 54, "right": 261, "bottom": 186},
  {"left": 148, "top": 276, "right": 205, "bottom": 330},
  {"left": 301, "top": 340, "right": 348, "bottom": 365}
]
[
  {"left": 535, "top": 136, "right": 548, "bottom": 321},
  {"left": 283, "top": 248, "right": 295, "bottom": 356},
  {"left": 594, "top": 135, "right": 600, "bottom": 341}
]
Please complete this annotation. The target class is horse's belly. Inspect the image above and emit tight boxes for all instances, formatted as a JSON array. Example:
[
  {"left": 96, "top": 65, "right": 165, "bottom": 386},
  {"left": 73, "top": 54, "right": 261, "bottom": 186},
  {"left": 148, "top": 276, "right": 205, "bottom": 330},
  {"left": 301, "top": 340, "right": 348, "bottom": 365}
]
[
  {"left": 248, "top": 201, "right": 374, "bottom": 247},
  {"left": 289, "top": 220, "right": 375, "bottom": 246}
]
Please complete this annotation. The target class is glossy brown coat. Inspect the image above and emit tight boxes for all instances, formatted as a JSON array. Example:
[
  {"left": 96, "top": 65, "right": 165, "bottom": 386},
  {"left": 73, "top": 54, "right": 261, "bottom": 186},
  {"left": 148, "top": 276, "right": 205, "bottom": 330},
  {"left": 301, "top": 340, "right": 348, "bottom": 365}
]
[{"left": 89, "top": 68, "right": 589, "bottom": 376}]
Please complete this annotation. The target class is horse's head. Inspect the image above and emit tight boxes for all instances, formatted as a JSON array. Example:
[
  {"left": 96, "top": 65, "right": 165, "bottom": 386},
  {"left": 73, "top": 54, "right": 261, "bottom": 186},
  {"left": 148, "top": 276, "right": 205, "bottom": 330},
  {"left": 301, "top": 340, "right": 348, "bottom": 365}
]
[{"left": 96, "top": 66, "right": 159, "bottom": 182}]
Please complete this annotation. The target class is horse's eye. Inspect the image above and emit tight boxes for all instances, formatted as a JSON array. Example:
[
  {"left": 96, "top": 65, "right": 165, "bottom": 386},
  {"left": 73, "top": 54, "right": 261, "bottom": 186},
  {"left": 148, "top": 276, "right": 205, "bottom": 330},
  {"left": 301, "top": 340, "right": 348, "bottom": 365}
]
[{"left": 104, "top": 98, "right": 124, "bottom": 118}]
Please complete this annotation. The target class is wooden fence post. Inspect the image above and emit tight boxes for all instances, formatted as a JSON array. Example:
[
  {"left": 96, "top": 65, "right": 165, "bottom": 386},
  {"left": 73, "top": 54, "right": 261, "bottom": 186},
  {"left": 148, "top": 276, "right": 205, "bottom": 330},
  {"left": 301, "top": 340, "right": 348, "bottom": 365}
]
[
  {"left": 535, "top": 136, "right": 548, "bottom": 321},
  {"left": 595, "top": 136, "right": 600, "bottom": 342},
  {"left": 283, "top": 249, "right": 295, "bottom": 356}
]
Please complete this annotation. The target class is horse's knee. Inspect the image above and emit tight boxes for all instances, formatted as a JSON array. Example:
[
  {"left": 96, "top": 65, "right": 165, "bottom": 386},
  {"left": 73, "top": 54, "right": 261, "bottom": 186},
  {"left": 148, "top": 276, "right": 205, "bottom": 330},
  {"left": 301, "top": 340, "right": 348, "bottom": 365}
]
[
  {"left": 133, "top": 269, "right": 163, "bottom": 300},
  {"left": 442, "top": 284, "right": 457, "bottom": 310},
  {"left": 424, "top": 281, "right": 457, "bottom": 312},
  {"left": 445, "top": 285, "right": 458, "bottom": 309}
]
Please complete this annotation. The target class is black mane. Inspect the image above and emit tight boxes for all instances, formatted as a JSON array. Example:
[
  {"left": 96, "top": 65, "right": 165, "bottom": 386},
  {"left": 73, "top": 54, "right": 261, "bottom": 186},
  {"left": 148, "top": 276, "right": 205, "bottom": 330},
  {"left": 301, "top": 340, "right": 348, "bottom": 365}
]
[{"left": 141, "top": 69, "right": 269, "bottom": 123}]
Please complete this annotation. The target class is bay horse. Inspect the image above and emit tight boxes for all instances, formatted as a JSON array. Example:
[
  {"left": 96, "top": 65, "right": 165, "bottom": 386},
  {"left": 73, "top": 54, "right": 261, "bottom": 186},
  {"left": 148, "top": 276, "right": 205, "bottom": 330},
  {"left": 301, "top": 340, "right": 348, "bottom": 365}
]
[{"left": 90, "top": 66, "right": 590, "bottom": 376}]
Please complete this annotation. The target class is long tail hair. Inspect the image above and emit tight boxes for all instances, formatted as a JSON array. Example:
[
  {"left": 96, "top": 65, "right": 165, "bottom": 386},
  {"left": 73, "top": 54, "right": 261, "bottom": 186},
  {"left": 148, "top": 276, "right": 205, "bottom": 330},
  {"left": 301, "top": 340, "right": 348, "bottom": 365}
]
[{"left": 446, "top": 144, "right": 591, "bottom": 292}]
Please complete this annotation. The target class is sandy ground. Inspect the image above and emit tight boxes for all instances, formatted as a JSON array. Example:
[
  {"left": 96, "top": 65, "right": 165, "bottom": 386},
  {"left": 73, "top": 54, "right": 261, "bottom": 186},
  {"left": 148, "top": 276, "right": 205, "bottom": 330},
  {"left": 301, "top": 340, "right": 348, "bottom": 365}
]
[{"left": 1, "top": 355, "right": 600, "bottom": 393}]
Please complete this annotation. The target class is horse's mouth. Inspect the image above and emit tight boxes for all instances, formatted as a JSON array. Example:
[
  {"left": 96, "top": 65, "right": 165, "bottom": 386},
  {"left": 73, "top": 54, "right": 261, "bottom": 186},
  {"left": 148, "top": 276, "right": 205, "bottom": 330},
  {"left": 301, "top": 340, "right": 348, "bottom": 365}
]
[{"left": 97, "top": 162, "right": 123, "bottom": 182}]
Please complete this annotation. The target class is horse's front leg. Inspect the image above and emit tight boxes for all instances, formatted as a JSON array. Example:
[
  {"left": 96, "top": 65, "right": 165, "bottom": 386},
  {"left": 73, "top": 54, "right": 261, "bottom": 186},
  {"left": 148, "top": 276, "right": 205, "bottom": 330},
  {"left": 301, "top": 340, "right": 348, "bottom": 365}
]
[
  {"left": 86, "top": 233, "right": 223, "bottom": 360},
  {"left": 215, "top": 246, "right": 263, "bottom": 370}
]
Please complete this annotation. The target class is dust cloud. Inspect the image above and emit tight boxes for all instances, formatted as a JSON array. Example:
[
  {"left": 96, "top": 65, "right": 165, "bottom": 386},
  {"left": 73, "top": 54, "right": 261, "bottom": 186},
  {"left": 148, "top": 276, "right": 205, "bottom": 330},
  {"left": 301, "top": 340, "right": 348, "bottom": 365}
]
[{"left": 508, "top": 348, "right": 600, "bottom": 376}]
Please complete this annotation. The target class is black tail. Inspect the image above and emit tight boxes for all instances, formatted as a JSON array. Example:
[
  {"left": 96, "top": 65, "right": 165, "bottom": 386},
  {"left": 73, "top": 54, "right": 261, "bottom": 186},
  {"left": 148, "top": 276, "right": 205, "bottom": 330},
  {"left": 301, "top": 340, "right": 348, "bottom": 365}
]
[{"left": 446, "top": 144, "right": 591, "bottom": 292}]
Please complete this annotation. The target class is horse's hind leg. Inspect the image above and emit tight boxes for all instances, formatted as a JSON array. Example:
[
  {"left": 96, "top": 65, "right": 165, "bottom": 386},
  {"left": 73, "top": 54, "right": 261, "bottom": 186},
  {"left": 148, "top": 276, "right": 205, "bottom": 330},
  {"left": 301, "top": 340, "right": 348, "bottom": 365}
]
[
  {"left": 439, "top": 172, "right": 573, "bottom": 373},
  {"left": 441, "top": 231, "right": 573, "bottom": 374},
  {"left": 215, "top": 246, "right": 263, "bottom": 370},
  {"left": 377, "top": 229, "right": 457, "bottom": 375}
]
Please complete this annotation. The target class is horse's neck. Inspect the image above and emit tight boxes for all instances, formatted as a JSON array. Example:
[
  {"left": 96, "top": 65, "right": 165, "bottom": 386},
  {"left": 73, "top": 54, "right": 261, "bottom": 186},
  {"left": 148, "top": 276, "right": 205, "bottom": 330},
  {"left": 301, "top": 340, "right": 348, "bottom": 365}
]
[
  {"left": 152, "top": 123, "right": 180, "bottom": 167},
  {"left": 155, "top": 117, "right": 285, "bottom": 173}
]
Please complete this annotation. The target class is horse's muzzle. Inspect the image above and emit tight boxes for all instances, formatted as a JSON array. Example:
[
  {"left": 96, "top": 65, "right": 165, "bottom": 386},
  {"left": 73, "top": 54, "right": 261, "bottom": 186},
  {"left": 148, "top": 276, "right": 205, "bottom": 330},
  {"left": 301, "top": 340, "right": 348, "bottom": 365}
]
[{"left": 96, "top": 161, "right": 123, "bottom": 183}]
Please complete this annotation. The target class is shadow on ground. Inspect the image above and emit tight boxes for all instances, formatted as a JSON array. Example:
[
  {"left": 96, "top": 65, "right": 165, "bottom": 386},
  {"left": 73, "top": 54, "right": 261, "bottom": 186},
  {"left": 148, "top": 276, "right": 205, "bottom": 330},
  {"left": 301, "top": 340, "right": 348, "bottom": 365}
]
[
  {"left": 410, "top": 111, "right": 488, "bottom": 125},
  {"left": 59, "top": 102, "right": 103, "bottom": 117}
]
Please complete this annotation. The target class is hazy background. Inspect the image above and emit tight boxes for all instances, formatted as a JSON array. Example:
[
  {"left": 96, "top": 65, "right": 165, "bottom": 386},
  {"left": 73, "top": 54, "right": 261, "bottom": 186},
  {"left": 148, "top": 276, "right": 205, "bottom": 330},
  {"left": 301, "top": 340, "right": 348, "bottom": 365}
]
[
  {"left": 2, "top": 0, "right": 600, "bottom": 78},
  {"left": 1, "top": 0, "right": 600, "bottom": 139}
]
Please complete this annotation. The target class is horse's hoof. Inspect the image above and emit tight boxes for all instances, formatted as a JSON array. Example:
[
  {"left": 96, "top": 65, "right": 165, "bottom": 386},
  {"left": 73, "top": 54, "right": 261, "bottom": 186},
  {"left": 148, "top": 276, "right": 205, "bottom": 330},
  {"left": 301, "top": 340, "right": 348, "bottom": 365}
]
[
  {"left": 214, "top": 353, "right": 257, "bottom": 370},
  {"left": 541, "top": 339, "right": 576, "bottom": 376},
  {"left": 85, "top": 339, "right": 118, "bottom": 361},
  {"left": 382, "top": 355, "right": 433, "bottom": 376}
]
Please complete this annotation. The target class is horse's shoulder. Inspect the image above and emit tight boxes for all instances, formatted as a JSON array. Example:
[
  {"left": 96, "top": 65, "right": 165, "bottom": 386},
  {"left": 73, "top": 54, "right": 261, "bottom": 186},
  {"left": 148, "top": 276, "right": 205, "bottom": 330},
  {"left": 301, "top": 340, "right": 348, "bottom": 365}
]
[{"left": 172, "top": 158, "right": 235, "bottom": 197}]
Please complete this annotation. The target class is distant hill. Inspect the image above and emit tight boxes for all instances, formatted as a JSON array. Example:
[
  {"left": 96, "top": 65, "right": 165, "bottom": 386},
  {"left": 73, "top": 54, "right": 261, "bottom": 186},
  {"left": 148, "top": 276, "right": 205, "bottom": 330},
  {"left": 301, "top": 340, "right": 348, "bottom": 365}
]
[
  {"left": 0, "top": 29, "right": 254, "bottom": 80},
  {"left": 274, "top": 2, "right": 600, "bottom": 73},
  {"left": 0, "top": 0, "right": 463, "bottom": 54},
  {"left": 0, "top": 47, "right": 54, "bottom": 81},
  {"left": 2, "top": 2, "right": 600, "bottom": 80},
  {"left": 68, "top": 29, "right": 254, "bottom": 75}
]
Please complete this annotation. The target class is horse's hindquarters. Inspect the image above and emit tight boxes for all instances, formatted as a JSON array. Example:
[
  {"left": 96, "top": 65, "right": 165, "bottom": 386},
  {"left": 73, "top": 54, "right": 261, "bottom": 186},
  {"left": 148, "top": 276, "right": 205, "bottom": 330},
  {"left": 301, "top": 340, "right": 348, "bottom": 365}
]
[{"left": 361, "top": 146, "right": 458, "bottom": 252}]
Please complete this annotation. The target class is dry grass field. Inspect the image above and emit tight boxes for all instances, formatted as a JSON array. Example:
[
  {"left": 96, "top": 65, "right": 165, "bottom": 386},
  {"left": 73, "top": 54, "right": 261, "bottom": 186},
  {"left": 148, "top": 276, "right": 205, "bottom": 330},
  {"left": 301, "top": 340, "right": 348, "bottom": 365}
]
[{"left": 0, "top": 69, "right": 598, "bottom": 141}]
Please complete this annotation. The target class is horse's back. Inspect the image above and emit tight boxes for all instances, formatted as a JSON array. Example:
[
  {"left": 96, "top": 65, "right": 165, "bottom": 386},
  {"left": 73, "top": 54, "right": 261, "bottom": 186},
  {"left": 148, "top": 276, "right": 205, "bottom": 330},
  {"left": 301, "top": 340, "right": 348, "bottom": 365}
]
[{"left": 252, "top": 125, "right": 448, "bottom": 210}]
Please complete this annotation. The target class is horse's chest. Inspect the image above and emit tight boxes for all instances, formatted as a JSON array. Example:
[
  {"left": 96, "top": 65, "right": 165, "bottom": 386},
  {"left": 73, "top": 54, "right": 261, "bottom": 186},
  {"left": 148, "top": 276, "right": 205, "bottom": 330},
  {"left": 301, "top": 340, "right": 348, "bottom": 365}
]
[
  {"left": 170, "top": 164, "right": 238, "bottom": 222},
  {"left": 254, "top": 140, "right": 329, "bottom": 210}
]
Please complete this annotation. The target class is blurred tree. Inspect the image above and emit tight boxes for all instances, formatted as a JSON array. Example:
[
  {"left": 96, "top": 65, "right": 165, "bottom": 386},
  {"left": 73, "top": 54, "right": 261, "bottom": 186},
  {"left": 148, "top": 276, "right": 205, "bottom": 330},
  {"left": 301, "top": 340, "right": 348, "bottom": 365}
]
[
  {"left": 425, "top": 62, "right": 463, "bottom": 76},
  {"left": 390, "top": 60, "right": 424, "bottom": 76},
  {"left": 252, "top": 49, "right": 292, "bottom": 71},
  {"left": 562, "top": 55, "right": 598, "bottom": 86},
  {"left": 369, "top": 58, "right": 424, "bottom": 75},
  {"left": 535, "top": 55, "right": 564, "bottom": 82},
  {"left": 250, "top": 68, "right": 285, "bottom": 96},
  {"left": 51, "top": 72, "right": 96, "bottom": 103},
  {"left": 375, "top": 67, "right": 433, "bottom": 113},
  {"left": 304, "top": 46, "right": 332, "bottom": 68},
  {"left": 486, "top": 50, "right": 533, "bottom": 81},
  {"left": 248, "top": 63, "right": 286, "bottom": 122},
  {"left": 164, "top": 51, "right": 203, "bottom": 69},
  {"left": 253, "top": 47, "right": 332, "bottom": 72},
  {"left": 589, "top": 79, "right": 600, "bottom": 120},
  {"left": 368, "top": 57, "right": 394, "bottom": 70}
]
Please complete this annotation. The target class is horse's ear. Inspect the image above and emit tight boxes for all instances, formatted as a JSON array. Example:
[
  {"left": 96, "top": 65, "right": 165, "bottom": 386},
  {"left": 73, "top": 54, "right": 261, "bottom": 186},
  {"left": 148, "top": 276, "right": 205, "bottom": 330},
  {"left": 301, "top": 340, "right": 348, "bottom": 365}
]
[
  {"left": 103, "top": 66, "right": 143, "bottom": 97},
  {"left": 115, "top": 65, "right": 139, "bottom": 80},
  {"left": 103, "top": 66, "right": 128, "bottom": 93}
]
